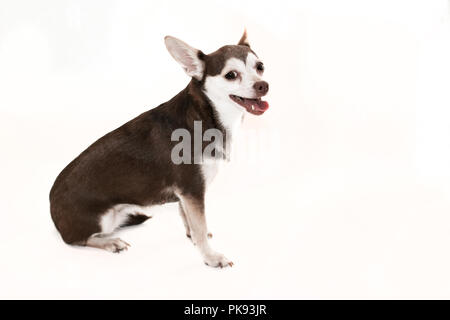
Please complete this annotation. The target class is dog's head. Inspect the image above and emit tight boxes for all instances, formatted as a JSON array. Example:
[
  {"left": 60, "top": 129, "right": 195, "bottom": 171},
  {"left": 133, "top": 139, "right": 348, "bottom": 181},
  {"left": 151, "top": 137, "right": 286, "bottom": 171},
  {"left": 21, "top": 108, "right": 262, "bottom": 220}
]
[{"left": 165, "top": 31, "right": 269, "bottom": 116}]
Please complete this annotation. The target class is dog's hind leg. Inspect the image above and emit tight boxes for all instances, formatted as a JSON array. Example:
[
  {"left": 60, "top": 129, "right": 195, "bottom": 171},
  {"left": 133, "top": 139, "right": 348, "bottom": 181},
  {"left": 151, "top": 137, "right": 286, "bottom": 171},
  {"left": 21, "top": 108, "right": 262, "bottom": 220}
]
[
  {"left": 86, "top": 235, "right": 130, "bottom": 253},
  {"left": 83, "top": 205, "right": 136, "bottom": 253},
  {"left": 52, "top": 206, "right": 131, "bottom": 253}
]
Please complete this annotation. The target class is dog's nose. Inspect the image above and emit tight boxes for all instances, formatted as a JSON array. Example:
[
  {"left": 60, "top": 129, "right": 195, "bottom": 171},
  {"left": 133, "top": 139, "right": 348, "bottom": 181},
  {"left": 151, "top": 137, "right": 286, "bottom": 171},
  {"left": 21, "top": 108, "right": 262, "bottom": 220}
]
[{"left": 253, "top": 81, "right": 269, "bottom": 96}]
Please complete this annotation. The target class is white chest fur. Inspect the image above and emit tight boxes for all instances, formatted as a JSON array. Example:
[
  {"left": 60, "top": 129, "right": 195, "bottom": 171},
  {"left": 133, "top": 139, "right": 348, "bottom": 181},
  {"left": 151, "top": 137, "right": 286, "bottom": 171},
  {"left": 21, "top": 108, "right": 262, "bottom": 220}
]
[
  {"left": 201, "top": 162, "right": 220, "bottom": 188},
  {"left": 199, "top": 108, "right": 243, "bottom": 188},
  {"left": 200, "top": 122, "right": 242, "bottom": 188},
  {"left": 202, "top": 67, "right": 248, "bottom": 188},
  {"left": 199, "top": 111, "right": 242, "bottom": 188}
]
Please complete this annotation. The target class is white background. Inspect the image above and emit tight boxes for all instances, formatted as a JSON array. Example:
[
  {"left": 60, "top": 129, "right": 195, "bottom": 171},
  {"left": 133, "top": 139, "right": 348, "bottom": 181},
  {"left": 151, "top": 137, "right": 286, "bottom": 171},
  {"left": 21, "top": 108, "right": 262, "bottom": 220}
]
[{"left": 1, "top": 0, "right": 450, "bottom": 299}]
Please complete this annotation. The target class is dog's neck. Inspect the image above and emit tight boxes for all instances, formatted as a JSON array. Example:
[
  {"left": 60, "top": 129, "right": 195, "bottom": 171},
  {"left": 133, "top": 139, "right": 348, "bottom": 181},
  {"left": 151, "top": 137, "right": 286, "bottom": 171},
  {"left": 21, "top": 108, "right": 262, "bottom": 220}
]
[
  {"left": 184, "top": 79, "right": 243, "bottom": 139},
  {"left": 178, "top": 79, "right": 243, "bottom": 161},
  {"left": 199, "top": 82, "right": 245, "bottom": 141}
]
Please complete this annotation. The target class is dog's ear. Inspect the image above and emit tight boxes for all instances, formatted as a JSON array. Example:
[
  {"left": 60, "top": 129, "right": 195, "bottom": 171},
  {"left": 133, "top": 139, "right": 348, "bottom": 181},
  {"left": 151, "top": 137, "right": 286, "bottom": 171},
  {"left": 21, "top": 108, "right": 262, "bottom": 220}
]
[
  {"left": 164, "top": 36, "right": 205, "bottom": 80},
  {"left": 238, "top": 29, "right": 250, "bottom": 47}
]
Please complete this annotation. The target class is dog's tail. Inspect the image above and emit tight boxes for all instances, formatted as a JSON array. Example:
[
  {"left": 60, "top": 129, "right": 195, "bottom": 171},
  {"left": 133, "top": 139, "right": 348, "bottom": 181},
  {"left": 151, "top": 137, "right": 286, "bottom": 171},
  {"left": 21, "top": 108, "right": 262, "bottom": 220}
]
[{"left": 120, "top": 214, "right": 151, "bottom": 228}]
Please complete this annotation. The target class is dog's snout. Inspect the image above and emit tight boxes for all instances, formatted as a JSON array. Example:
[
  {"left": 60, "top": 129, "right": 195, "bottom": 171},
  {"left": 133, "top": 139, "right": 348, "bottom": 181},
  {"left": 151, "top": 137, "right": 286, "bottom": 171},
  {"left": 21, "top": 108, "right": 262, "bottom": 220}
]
[{"left": 253, "top": 81, "right": 269, "bottom": 96}]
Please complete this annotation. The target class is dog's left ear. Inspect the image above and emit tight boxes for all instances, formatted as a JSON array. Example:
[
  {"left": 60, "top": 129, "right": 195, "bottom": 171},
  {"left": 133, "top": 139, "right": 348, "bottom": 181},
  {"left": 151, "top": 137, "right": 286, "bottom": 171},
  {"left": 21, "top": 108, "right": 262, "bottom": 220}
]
[
  {"left": 164, "top": 36, "right": 205, "bottom": 80},
  {"left": 238, "top": 29, "right": 250, "bottom": 47}
]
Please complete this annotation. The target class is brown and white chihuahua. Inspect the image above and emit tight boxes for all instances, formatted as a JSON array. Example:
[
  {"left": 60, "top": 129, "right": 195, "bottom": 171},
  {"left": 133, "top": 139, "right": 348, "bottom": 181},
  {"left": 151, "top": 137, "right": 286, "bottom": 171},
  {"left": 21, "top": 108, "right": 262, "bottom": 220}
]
[{"left": 50, "top": 31, "right": 269, "bottom": 268}]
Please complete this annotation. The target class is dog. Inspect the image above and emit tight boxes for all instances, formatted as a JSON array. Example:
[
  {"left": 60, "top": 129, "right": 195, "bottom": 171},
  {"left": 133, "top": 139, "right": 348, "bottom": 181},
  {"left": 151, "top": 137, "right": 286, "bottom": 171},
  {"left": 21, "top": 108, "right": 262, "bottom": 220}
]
[{"left": 49, "top": 31, "right": 269, "bottom": 268}]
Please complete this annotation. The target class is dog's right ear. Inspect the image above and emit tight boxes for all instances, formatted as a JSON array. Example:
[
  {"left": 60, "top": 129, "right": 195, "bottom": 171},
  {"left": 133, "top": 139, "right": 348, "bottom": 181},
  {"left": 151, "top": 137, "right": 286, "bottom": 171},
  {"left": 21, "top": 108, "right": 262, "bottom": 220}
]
[
  {"left": 238, "top": 29, "right": 250, "bottom": 47},
  {"left": 164, "top": 36, "right": 204, "bottom": 81}
]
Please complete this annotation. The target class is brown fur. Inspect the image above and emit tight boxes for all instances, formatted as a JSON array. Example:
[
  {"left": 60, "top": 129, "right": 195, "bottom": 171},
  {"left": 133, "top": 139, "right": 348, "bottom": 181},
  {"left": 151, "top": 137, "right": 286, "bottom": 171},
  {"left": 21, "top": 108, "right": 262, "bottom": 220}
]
[
  {"left": 49, "top": 38, "right": 255, "bottom": 250},
  {"left": 50, "top": 79, "right": 225, "bottom": 244},
  {"left": 201, "top": 45, "right": 255, "bottom": 79}
]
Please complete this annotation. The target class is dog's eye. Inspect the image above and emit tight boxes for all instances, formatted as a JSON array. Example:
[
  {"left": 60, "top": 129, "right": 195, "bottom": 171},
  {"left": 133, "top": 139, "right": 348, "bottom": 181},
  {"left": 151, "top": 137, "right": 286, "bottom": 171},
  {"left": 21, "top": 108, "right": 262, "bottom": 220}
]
[
  {"left": 225, "top": 71, "right": 238, "bottom": 80},
  {"left": 256, "top": 62, "right": 264, "bottom": 72}
]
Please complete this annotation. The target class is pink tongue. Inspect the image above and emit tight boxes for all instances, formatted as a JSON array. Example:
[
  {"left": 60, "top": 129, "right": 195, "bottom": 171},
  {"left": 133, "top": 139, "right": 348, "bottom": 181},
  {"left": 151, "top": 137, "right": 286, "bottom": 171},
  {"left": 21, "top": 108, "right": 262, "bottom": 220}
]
[
  {"left": 243, "top": 98, "right": 269, "bottom": 114},
  {"left": 256, "top": 100, "right": 269, "bottom": 111},
  {"left": 250, "top": 99, "right": 269, "bottom": 112}
]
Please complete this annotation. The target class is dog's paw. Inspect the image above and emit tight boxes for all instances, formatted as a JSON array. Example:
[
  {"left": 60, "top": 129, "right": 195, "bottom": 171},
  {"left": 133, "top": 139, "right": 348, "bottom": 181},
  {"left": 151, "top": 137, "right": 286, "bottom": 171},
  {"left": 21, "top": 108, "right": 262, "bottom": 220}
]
[
  {"left": 203, "top": 251, "right": 233, "bottom": 268},
  {"left": 102, "top": 238, "right": 130, "bottom": 253}
]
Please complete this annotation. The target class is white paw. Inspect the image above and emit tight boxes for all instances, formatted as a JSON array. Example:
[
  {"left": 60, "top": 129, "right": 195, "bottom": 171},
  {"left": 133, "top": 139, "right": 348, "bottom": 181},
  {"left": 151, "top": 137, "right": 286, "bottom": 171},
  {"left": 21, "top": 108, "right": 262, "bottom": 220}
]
[
  {"left": 203, "top": 251, "right": 233, "bottom": 268},
  {"left": 102, "top": 238, "right": 130, "bottom": 253}
]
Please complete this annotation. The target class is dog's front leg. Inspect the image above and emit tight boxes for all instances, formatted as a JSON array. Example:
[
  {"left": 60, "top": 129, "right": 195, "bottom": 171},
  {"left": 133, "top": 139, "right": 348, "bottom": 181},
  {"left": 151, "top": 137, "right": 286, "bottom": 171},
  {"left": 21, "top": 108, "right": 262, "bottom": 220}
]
[
  {"left": 179, "top": 202, "right": 213, "bottom": 240},
  {"left": 178, "top": 202, "right": 192, "bottom": 239},
  {"left": 178, "top": 193, "right": 233, "bottom": 268}
]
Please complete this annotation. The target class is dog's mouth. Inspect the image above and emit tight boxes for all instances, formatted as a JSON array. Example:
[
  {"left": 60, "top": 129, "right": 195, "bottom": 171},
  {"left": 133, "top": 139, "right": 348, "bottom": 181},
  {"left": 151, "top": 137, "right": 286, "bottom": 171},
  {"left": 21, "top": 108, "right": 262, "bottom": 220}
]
[{"left": 229, "top": 95, "right": 269, "bottom": 115}]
